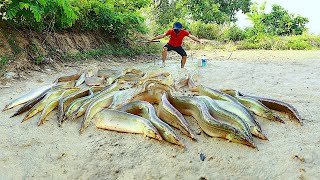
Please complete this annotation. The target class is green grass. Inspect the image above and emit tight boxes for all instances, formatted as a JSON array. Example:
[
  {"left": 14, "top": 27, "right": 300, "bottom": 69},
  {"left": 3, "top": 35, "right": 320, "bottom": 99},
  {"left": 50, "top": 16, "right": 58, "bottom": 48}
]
[{"left": 0, "top": 55, "right": 14, "bottom": 69}]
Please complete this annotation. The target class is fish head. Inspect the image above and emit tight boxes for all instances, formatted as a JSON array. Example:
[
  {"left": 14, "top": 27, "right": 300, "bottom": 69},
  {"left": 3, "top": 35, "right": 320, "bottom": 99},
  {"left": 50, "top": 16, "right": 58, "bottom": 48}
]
[
  {"left": 220, "top": 89, "right": 238, "bottom": 97},
  {"left": 144, "top": 128, "right": 163, "bottom": 141},
  {"left": 227, "top": 133, "right": 256, "bottom": 149},
  {"left": 253, "top": 127, "right": 268, "bottom": 140},
  {"left": 162, "top": 131, "right": 184, "bottom": 147}
]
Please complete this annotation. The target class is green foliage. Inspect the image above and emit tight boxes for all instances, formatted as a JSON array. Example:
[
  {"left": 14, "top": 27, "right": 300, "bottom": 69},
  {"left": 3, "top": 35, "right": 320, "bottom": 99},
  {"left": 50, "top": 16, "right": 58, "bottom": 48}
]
[
  {"left": 246, "top": 2, "right": 309, "bottom": 36},
  {"left": 189, "top": 21, "right": 222, "bottom": 40},
  {"left": 0, "top": 55, "right": 14, "bottom": 69},
  {"left": 178, "top": 0, "right": 252, "bottom": 24},
  {"left": 147, "top": 0, "right": 253, "bottom": 36},
  {"left": 1, "top": 0, "right": 150, "bottom": 41},
  {"left": 180, "top": 0, "right": 226, "bottom": 24},
  {"left": 237, "top": 34, "right": 320, "bottom": 50},
  {"left": 222, "top": 25, "right": 246, "bottom": 41},
  {"left": 3, "top": 0, "right": 78, "bottom": 30},
  {"left": 73, "top": 0, "right": 149, "bottom": 41}
]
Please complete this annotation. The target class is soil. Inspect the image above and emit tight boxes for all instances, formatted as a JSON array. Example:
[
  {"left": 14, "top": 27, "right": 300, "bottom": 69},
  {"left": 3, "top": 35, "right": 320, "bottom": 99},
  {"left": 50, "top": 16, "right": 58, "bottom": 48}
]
[{"left": 0, "top": 50, "right": 320, "bottom": 179}]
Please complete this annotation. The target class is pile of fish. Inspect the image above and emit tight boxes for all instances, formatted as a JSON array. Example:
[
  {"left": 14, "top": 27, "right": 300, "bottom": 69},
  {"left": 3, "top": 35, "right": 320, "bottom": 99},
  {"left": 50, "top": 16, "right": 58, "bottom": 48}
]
[{"left": 2, "top": 68, "right": 303, "bottom": 148}]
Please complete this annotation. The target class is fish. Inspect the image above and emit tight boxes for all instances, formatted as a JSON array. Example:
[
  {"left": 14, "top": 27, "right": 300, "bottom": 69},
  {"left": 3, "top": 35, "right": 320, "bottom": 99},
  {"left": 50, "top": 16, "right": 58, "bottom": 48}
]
[
  {"left": 123, "top": 68, "right": 144, "bottom": 76},
  {"left": 80, "top": 91, "right": 117, "bottom": 133},
  {"left": 108, "top": 85, "right": 145, "bottom": 109},
  {"left": 75, "top": 73, "right": 86, "bottom": 87},
  {"left": 238, "top": 92, "right": 303, "bottom": 125},
  {"left": 85, "top": 77, "right": 105, "bottom": 86},
  {"left": 167, "top": 92, "right": 256, "bottom": 148},
  {"left": 118, "top": 74, "right": 144, "bottom": 82},
  {"left": 198, "top": 85, "right": 257, "bottom": 124},
  {"left": 22, "top": 88, "right": 79, "bottom": 122},
  {"left": 157, "top": 93, "right": 196, "bottom": 140},
  {"left": 222, "top": 89, "right": 284, "bottom": 123},
  {"left": 98, "top": 70, "right": 124, "bottom": 85},
  {"left": 196, "top": 96, "right": 253, "bottom": 140},
  {"left": 3, "top": 84, "right": 56, "bottom": 111},
  {"left": 198, "top": 85, "right": 241, "bottom": 104},
  {"left": 69, "top": 81, "right": 119, "bottom": 120},
  {"left": 58, "top": 88, "right": 92, "bottom": 126},
  {"left": 174, "top": 74, "right": 189, "bottom": 91},
  {"left": 37, "top": 89, "right": 79, "bottom": 125},
  {"left": 93, "top": 109, "right": 163, "bottom": 141},
  {"left": 10, "top": 88, "right": 51, "bottom": 117},
  {"left": 56, "top": 73, "right": 81, "bottom": 83},
  {"left": 97, "top": 69, "right": 122, "bottom": 78},
  {"left": 188, "top": 73, "right": 200, "bottom": 92},
  {"left": 118, "top": 101, "right": 184, "bottom": 146},
  {"left": 214, "top": 100, "right": 267, "bottom": 140},
  {"left": 139, "top": 72, "right": 174, "bottom": 87},
  {"left": 64, "top": 95, "right": 93, "bottom": 121}
]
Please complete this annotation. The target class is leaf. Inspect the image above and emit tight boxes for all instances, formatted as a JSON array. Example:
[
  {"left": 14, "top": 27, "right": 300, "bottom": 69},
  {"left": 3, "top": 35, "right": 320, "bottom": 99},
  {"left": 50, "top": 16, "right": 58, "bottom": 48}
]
[
  {"left": 30, "top": 5, "right": 42, "bottom": 22},
  {"left": 37, "top": 0, "right": 46, "bottom": 6},
  {"left": 19, "top": 2, "right": 30, "bottom": 10}
]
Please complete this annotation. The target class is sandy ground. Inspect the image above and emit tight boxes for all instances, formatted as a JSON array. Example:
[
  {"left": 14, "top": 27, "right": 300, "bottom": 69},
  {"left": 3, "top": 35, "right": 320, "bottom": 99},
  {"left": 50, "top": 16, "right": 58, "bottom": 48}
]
[{"left": 0, "top": 50, "right": 320, "bottom": 179}]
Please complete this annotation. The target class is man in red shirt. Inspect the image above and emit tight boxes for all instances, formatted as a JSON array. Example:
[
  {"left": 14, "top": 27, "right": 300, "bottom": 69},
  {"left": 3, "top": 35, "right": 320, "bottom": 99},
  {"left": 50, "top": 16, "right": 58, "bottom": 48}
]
[{"left": 149, "top": 22, "right": 201, "bottom": 68}]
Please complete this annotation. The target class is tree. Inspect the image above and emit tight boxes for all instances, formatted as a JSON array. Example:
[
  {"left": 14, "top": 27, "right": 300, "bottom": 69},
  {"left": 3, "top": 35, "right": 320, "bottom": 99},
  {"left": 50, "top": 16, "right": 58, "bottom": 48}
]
[
  {"left": 246, "top": 2, "right": 309, "bottom": 36},
  {"left": 179, "top": 0, "right": 252, "bottom": 24}
]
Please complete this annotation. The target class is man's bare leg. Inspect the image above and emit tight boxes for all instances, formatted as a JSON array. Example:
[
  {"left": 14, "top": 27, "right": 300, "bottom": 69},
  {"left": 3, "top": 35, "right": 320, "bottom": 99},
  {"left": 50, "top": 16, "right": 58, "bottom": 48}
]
[
  {"left": 181, "top": 56, "right": 187, "bottom": 68},
  {"left": 162, "top": 47, "right": 168, "bottom": 67}
]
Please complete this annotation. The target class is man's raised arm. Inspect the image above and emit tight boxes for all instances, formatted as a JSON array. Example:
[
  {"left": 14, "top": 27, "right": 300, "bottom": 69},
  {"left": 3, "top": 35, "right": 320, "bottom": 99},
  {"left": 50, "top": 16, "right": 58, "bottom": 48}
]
[
  {"left": 187, "top": 34, "right": 201, "bottom": 43},
  {"left": 149, "top": 33, "right": 167, "bottom": 42}
]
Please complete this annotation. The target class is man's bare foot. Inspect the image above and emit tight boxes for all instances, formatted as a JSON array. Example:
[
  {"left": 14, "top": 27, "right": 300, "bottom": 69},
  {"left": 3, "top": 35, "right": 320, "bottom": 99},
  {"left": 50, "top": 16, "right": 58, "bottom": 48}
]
[{"left": 161, "top": 62, "right": 166, "bottom": 68}]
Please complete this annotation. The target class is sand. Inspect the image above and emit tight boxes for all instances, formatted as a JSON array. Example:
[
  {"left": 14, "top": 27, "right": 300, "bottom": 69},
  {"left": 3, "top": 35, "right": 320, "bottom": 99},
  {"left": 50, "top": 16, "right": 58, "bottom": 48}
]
[{"left": 0, "top": 50, "right": 320, "bottom": 179}]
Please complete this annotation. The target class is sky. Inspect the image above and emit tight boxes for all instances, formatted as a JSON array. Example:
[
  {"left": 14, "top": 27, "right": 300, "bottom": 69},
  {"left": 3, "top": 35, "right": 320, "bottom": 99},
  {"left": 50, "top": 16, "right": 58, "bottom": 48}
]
[{"left": 236, "top": 0, "right": 320, "bottom": 35}]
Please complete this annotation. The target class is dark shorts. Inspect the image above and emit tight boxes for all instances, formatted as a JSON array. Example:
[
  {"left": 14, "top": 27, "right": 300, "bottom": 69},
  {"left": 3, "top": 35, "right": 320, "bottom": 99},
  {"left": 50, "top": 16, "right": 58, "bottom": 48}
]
[{"left": 164, "top": 44, "right": 187, "bottom": 57}]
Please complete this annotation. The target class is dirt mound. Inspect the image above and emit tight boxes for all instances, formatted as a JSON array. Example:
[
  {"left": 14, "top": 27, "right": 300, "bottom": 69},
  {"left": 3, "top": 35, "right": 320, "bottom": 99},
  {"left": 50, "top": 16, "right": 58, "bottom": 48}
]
[{"left": 0, "top": 24, "right": 109, "bottom": 72}]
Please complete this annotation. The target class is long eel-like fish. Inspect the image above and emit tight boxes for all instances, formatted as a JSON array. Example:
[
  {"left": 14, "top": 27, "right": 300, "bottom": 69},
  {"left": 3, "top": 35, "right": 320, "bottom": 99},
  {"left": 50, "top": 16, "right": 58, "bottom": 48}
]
[
  {"left": 198, "top": 85, "right": 259, "bottom": 125},
  {"left": 237, "top": 91, "right": 303, "bottom": 125},
  {"left": 69, "top": 81, "right": 119, "bottom": 120},
  {"left": 188, "top": 73, "right": 200, "bottom": 92},
  {"left": 80, "top": 91, "right": 117, "bottom": 133},
  {"left": 3, "top": 83, "right": 57, "bottom": 111},
  {"left": 64, "top": 89, "right": 94, "bottom": 120},
  {"left": 167, "top": 92, "right": 256, "bottom": 148},
  {"left": 10, "top": 88, "right": 51, "bottom": 117},
  {"left": 58, "top": 88, "right": 92, "bottom": 126},
  {"left": 157, "top": 93, "right": 196, "bottom": 140},
  {"left": 214, "top": 100, "right": 267, "bottom": 140},
  {"left": 196, "top": 96, "right": 254, "bottom": 140},
  {"left": 93, "top": 109, "right": 163, "bottom": 141},
  {"left": 174, "top": 74, "right": 189, "bottom": 91},
  {"left": 37, "top": 89, "right": 80, "bottom": 125},
  {"left": 22, "top": 88, "right": 78, "bottom": 122},
  {"left": 56, "top": 73, "right": 81, "bottom": 83},
  {"left": 132, "top": 83, "right": 195, "bottom": 140},
  {"left": 118, "top": 101, "right": 184, "bottom": 146},
  {"left": 75, "top": 73, "right": 86, "bottom": 87},
  {"left": 222, "top": 89, "right": 284, "bottom": 123}
]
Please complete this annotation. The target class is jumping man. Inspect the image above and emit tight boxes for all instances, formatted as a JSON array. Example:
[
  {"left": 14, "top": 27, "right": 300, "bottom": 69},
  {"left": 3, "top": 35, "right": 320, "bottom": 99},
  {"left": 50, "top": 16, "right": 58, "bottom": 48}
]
[{"left": 149, "top": 22, "right": 201, "bottom": 68}]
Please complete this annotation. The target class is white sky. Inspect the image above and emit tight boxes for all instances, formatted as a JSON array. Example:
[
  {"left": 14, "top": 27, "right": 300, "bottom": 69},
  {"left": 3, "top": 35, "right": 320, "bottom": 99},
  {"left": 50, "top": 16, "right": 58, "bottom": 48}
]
[{"left": 236, "top": 0, "right": 320, "bottom": 35}]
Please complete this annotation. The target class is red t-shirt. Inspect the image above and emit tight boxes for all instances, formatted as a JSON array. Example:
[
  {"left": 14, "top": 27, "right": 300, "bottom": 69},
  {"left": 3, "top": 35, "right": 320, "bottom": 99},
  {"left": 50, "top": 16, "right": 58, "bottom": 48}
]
[{"left": 165, "top": 29, "right": 190, "bottom": 47}]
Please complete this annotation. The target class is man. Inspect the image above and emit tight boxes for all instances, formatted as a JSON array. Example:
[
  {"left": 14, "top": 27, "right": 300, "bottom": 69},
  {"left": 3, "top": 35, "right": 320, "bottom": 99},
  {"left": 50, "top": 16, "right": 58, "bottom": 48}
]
[{"left": 149, "top": 22, "right": 201, "bottom": 68}]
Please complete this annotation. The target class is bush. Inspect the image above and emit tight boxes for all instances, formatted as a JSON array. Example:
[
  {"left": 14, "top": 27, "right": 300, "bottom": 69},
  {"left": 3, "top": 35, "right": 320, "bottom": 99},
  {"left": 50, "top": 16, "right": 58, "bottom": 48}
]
[
  {"left": 189, "top": 21, "right": 223, "bottom": 40},
  {"left": 222, "top": 25, "right": 246, "bottom": 41},
  {"left": 237, "top": 34, "right": 320, "bottom": 50},
  {"left": 1, "top": 0, "right": 149, "bottom": 42}
]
